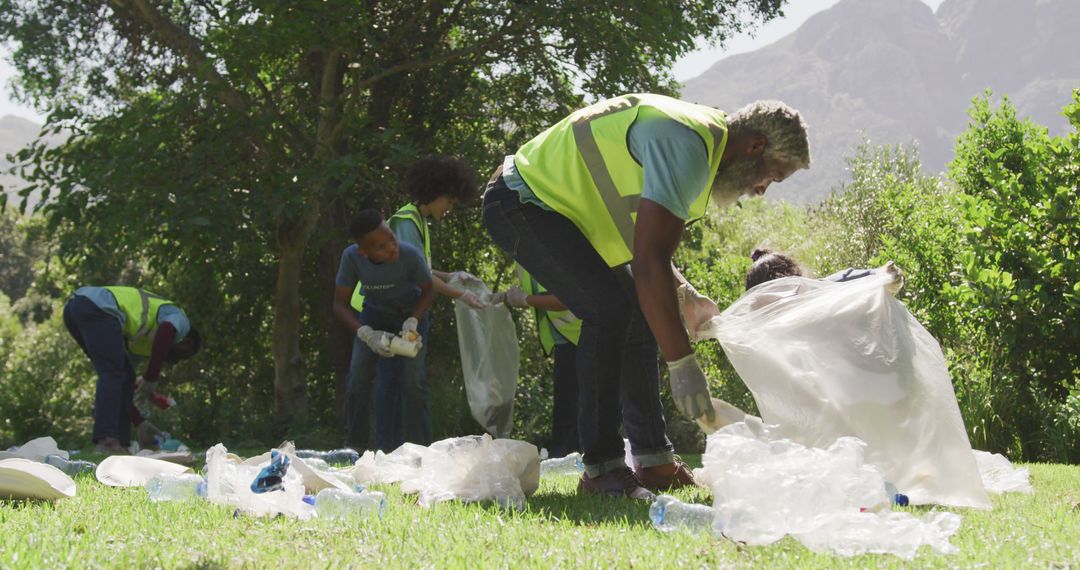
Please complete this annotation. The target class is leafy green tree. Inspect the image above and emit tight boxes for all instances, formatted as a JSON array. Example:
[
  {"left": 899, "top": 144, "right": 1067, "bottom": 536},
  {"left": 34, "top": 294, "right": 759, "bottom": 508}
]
[
  {"left": 1, "top": 0, "right": 785, "bottom": 435},
  {"left": 947, "top": 91, "right": 1080, "bottom": 459}
]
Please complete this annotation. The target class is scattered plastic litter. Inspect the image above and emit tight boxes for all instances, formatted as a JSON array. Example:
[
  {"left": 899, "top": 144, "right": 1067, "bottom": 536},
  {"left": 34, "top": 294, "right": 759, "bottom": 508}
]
[
  {"left": 295, "top": 449, "right": 360, "bottom": 465},
  {"left": 146, "top": 473, "right": 207, "bottom": 502},
  {"left": 315, "top": 488, "right": 387, "bottom": 520},
  {"left": 96, "top": 455, "right": 193, "bottom": 487},
  {"left": 349, "top": 435, "right": 539, "bottom": 509},
  {"left": 251, "top": 450, "right": 290, "bottom": 494},
  {"left": 151, "top": 432, "right": 190, "bottom": 453},
  {"left": 650, "top": 495, "right": 715, "bottom": 533},
  {"left": 974, "top": 450, "right": 1033, "bottom": 494},
  {"left": 402, "top": 435, "right": 540, "bottom": 509},
  {"left": 0, "top": 458, "right": 77, "bottom": 500},
  {"left": 695, "top": 419, "right": 962, "bottom": 559},
  {"left": 700, "top": 274, "right": 991, "bottom": 508},
  {"left": 540, "top": 453, "right": 583, "bottom": 477},
  {"left": 0, "top": 437, "right": 68, "bottom": 462},
  {"left": 44, "top": 454, "right": 97, "bottom": 476},
  {"left": 205, "top": 444, "right": 312, "bottom": 519}
]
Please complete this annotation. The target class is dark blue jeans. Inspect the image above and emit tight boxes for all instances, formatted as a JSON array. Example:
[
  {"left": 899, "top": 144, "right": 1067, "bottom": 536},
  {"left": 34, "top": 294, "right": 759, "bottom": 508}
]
[
  {"left": 345, "top": 307, "right": 429, "bottom": 451},
  {"left": 403, "top": 315, "right": 432, "bottom": 445},
  {"left": 63, "top": 295, "right": 136, "bottom": 446},
  {"left": 548, "top": 341, "right": 580, "bottom": 458},
  {"left": 482, "top": 170, "right": 674, "bottom": 475}
]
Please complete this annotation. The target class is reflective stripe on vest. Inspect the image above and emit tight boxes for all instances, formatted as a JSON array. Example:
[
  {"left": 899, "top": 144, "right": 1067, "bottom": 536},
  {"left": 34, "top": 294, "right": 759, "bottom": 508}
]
[
  {"left": 514, "top": 94, "right": 727, "bottom": 267},
  {"left": 515, "top": 264, "right": 582, "bottom": 354},
  {"left": 102, "top": 286, "right": 175, "bottom": 357},
  {"left": 350, "top": 203, "right": 432, "bottom": 312}
]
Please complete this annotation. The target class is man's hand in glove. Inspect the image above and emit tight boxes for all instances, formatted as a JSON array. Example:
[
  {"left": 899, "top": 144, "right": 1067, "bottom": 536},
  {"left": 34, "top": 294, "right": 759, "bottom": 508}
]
[
  {"left": 666, "top": 354, "right": 716, "bottom": 423},
  {"left": 677, "top": 281, "right": 720, "bottom": 341},
  {"left": 357, "top": 325, "right": 395, "bottom": 357}
]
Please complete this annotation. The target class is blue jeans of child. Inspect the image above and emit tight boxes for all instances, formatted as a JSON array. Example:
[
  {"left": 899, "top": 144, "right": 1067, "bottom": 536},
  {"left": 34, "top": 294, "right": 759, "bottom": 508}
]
[
  {"left": 344, "top": 307, "right": 429, "bottom": 451},
  {"left": 482, "top": 169, "right": 675, "bottom": 476}
]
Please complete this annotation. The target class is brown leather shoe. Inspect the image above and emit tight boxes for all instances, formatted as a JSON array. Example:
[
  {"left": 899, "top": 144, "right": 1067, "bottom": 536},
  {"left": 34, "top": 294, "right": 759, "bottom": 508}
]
[
  {"left": 578, "top": 466, "right": 656, "bottom": 500},
  {"left": 634, "top": 458, "right": 697, "bottom": 492},
  {"left": 94, "top": 437, "right": 129, "bottom": 456}
]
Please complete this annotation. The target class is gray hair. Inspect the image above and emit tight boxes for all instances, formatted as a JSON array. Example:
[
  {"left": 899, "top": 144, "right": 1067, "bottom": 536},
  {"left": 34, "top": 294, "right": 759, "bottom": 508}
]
[{"left": 728, "top": 101, "right": 811, "bottom": 168}]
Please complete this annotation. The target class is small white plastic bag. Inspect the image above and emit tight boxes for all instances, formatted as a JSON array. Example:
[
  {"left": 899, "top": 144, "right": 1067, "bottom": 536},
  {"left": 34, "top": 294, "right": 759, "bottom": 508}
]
[{"left": 451, "top": 276, "right": 520, "bottom": 438}]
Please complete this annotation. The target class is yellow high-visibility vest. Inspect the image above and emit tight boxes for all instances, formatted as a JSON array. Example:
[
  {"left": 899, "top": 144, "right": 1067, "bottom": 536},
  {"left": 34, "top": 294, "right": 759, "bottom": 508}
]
[{"left": 514, "top": 93, "right": 727, "bottom": 267}]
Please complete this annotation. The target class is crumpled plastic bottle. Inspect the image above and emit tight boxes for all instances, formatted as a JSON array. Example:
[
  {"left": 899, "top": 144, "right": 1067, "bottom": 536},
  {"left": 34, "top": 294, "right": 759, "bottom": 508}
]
[
  {"left": 539, "top": 452, "right": 584, "bottom": 477},
  {"left": 315, "top": 488, "right": 387, "bottom": 520},
  {"left": 43, "top": 454, "right": 98, "bottom": 476},
  {"left": 649, "top": 495, "right": 715, "bottom": 533},
  {"left": 295, "top": 448, "right": 360, "bottom": 465},
  {"left": 146, "top": 473, "right": 207, "bottom": 502}
]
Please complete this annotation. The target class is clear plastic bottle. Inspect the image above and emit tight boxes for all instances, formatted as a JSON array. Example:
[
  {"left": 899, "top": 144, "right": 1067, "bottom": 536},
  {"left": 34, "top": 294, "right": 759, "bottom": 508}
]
[
  {"left": 539, "top": 452, "right": 584, "bottom": 476},
  {"left": 315, "top": 488, "right": 387, "bottom": 520},
  {"left": 146, "top": 473, "right": 207, "bottom": 502},
  {"left": 885, "top": 481, "right": 910, "bottom": 506},
  {"left": 43, "top": 454, "right": 98, "bottom": 476},
  {"left": 649, "top": 495, "right": 715, "bottom": 533},
  {"left": 296, "top": 448, "right": 360, "bottom": 465}
]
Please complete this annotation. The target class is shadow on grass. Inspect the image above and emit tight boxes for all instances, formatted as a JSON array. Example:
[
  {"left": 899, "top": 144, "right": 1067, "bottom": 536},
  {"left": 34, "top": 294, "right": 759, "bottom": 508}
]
[{"left": 522, "top": 488, "right": 655, "bottom": 527}]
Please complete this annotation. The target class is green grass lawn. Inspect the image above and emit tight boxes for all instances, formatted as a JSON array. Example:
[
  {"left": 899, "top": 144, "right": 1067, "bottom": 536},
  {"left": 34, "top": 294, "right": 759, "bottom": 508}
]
[{"left": 2, "top": 453, "right": 1078, "bottom": 568}]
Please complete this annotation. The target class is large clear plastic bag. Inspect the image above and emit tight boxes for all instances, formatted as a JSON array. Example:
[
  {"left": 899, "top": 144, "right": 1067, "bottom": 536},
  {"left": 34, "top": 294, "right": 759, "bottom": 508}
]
[
  {"left": 700, "top": 273, "right": 990, "bottom": 509},
  {"left": 451, "top": 275, "right": 520, "bottom": 438},
  {"left": 205, "top": 443, "right": 312, "bottom": 518},
  {"left": 697, "top": 419, "right": 962, "bottom": 559}
]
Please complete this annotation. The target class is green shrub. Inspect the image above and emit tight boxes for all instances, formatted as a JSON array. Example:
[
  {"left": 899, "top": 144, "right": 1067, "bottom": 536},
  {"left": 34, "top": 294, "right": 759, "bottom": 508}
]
[{"left": 0, "top": 302, "right": 95, "bottom": 448}]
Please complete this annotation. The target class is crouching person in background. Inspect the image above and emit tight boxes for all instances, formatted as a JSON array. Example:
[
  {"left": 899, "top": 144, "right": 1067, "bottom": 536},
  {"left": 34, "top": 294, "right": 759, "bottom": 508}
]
[{"left": 63, "top": 286, "right": 201, "bottom": 454}]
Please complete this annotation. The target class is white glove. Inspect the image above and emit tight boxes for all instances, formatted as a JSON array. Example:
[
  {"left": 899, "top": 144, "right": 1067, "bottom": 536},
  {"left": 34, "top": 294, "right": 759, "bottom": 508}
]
[
  {"left": 357, "top": 325, "right": 395, "bottom": 357},
  {"left": 882, "top": 261, "right": 905, "bottom": 295},
  {"left": 677, "top": 281, "right": 720, "bottom": 341},
  {"left": 458, "top": 290, "right": 488, "bottom": 309},
  {"left": 487, "top": 291, "right": 507, "bottom": 305},
  {"left": 134, "top": 376, "right": 157, "bottom": 417},
  {"left": 667, "top": 354, "right": 716, "bottom": 423},
  {"left": 505, "top": 286, "right": 530, "bottom": 308}
]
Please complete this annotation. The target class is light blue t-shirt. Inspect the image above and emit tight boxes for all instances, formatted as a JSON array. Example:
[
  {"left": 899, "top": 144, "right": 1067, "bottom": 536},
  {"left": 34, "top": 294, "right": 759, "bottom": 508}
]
[
  {"left": 335, "top": 241, "right": 432, "bottom": 314},
  {"left": 502, "top": 112, "right": 711, "bottom": 220},
  {"left": 73, "top": 286, "right": 192, "bottom": 341}
]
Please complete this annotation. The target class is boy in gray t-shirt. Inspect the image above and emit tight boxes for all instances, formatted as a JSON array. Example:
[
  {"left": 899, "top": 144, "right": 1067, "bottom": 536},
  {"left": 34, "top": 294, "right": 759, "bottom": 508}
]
[{"left": 333, "top": 209, "right": 434, "bottom": 451}]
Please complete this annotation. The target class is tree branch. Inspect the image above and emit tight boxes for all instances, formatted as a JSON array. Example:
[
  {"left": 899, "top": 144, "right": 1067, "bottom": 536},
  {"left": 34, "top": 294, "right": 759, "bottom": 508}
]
[{"left": 110, "top": 0, "right": 248, "bottom": 112}]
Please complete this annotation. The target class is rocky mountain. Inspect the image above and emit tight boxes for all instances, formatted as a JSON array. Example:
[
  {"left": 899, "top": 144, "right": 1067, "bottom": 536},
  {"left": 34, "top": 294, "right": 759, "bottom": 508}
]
[
  {"left": 1, "top": 114, "right": 50, "bottom": 212},
  {"left": 681, "top": 0, "right": 1080, "bottom": 203}
]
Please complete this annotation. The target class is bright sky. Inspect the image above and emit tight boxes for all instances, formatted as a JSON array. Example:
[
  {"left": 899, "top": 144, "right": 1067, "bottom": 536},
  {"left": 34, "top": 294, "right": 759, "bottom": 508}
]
[{"left": 0, "top": 0, "right": 946, "bottom": 124}]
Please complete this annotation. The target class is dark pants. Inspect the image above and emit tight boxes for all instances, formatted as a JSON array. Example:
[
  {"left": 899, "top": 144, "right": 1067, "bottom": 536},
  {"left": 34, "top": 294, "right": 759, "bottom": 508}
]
[
  {"left": 548, "top": 342, "right": 580, "bottom": 458},
  {"left": 63, "top": 295, "right": 135, "bottom": 446},
  {"left": 345, "top": 307, "right": 429, "bottom": 452},
  {"left": 482, "top": 171, "right": 674, "bottom": 476},
  {"left": 403, "top": 316, "right": 432, "bottom": 445}
]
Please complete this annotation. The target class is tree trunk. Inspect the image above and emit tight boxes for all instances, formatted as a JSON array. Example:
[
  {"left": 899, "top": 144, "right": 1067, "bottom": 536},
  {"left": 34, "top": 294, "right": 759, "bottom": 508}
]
[
  {"left": 315, "top": 202, "right": 353, "bottom": 429},
  {"left": 271, "top": 228, "right": 312, "bottom": 434}
]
